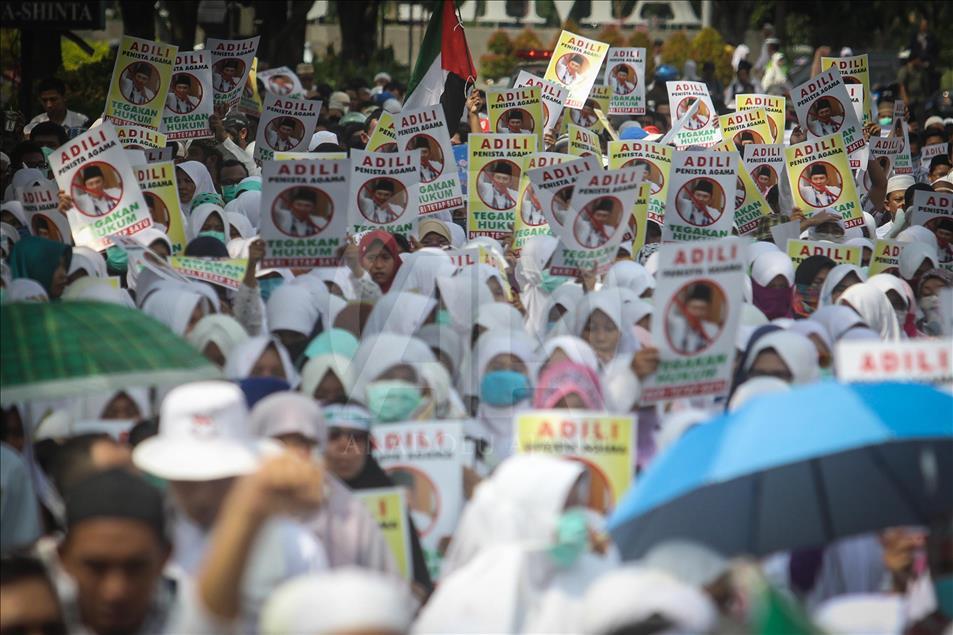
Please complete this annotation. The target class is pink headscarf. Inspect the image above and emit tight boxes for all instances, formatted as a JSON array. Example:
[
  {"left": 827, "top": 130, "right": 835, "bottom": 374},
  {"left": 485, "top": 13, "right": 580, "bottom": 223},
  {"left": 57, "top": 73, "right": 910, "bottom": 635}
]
[{"left": 533, "top": 360, "right": 605, "bottom": 410}]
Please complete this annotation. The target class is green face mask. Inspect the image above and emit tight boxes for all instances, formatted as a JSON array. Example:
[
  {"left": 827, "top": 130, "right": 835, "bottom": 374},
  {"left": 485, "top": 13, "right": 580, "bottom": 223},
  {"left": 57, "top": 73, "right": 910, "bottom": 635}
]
[
  {"left": 540, "top": 270, "right": 571, "bottom": 294},
  {"left": 436, "top": 308, "right": 452, "bottom": 325},
  {"left": 105, "top": 245, "right": 129, "bottom": 273},
  {"left": 222, "top": 184, "right": 239, "bottom": 203},
  {"left": 199, "top": 230, "right": 227, "bottom": 245},
  {"left": 366, "top": 380, "right": 423, "bottom": 422},
  {"left": 548, "top": 508, "right": 589, "bottom": 568}
]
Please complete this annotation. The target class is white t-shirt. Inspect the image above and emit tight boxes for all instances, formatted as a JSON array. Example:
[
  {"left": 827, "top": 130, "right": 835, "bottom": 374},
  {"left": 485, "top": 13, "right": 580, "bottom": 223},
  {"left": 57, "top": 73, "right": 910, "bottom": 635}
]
[{"left": 24, "top": 110, "right": 89, "bottom": 136}]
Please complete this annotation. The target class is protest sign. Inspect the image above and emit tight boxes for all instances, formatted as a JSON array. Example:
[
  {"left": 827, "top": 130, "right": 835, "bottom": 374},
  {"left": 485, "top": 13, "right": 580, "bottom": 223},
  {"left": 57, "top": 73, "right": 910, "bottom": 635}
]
[
  {"left": 549, "top": 165, "right": 643, "bottom": 277},
  {"left": 641, "top": 238, "right": 746, "bottom": 402},
  {"left": 371, "top": 420, "right": 465, "bottom": 580},
  {"left": 237, "top": 56, "right": 262, "bottom": 116},
  {"left": 116, "top": 125, "right": 166, "bottom": 149},
  {"left": 719, "top": 108, "right": 773, "bottom": 148},
  {"left": 869, "top": 136, "right": 904, "bottom": 178},
  {"left": 845, "top": 85, "right": 866, "bottom": 134},
  {"left": 133, "top": 161, "right": 187, "bottom": 255},
  {"left": 608, "top": 140, "right": 671, "bottom": 226},
  {"left": 887, "top": 101, "right": 914, "bottom": 176},
  {"left": 207, "top": 36, "right": 260, "bottom": 111},
  {"left": 512, "top": 153, "right": 567, "bottom": 255},
  {"left": 49, "top": 122, "right": 152, "bottom": 251},
  {"left": 821, "top": 54, "right": 872, "bottom": 124},
  {"left": 161, "top": 50, "right": 213, "bottom": 140},
  {"left": 486, "top": 86, "right": 544, "bottom": 145},
  {"left": 366, "top": 111, "right": 398, "bottom": 152},
  {"left": 396, "top": 105, "right": 465, "bottom": 215},
  {"left": 170, "top": 256, "right": 247, "bottom": 290},
  {"left": 254, "top": 93, "right": 320, "bottom": 161},
  {"left": 567, "top": 123, "right": 602, "bottom": 162},
  {"left": 274, "top": 152, "right": 346, "bottom": 160},
  {"left": 15, "top": 181, "right": 72, "bottom": 244},
  {"left": 628, "top": 182, "right": 650, "bottom": 256},
  {"left": 713, "top": 138, "right": 772, "bottom": 235},
  {"left": 515, "top": 410, "right": 636, "bottom": 513},
  {"left": 353, "top": 487, "right": 413, "bottom": 581},
  {"left": 513, "top": 71, "right": 567, "bottom": 134},
  {"left": 467, "top": 133, "right": 536, "bottom": 239},
  {"left": 666, "top": 81, "right": 721, "bottom": 148},
  {"left": 786, "top": 239, "right": 862, "bottom": 266},
  {"left": 261, "top": 158, "right": 348, "bottom": 268},
  {"left": 662, "top": 150, "right": 736, "bottom": 241},
  {"left": 527, "top": 155, "right": 601, "bottom": 235},
  {"left": 836, "top": 339, "right": 952, "bottom": 386},
  {"left": 349, "top": 149, "right": 420, "bottom": 236},
  {"left": 104, "top": 36, "right": 177, "bottom": 129},
  {"left": 909, "top": 190, "right": 953, "bottom": 268},
  {"left": 735, "top": 94, "right": 786, "bottom": 143},
  {"left": 921, "top": 143, "right": 950, "bottom": 173},
  {"left": 604, "top": 47, "right": 646, "bottom": 115},
  {"left": 145, "top": 146, "right": 174, "bottom": 163},
  {"left": 786, "top": 133, "right": 864, "bottom": 229},
  {"left": 791, "top": 68, "right": 865, "bottom": 163},
  {"left": 453, "top": 144, "right": 468, "bottom": 197},
  {"left": 743, "top": 144, "right": 786, "bottom": 200},
  {"left": 544, "top": 30, "right": 610, "bottom": 110},
  {"left": 446, "top": 245, "right": 513, "bottom": 300},
  {"left": 869, "top": 239, "right": 904, "bottom": 276},
  {"left": 564, "top": 86, "right": 610, "bottom": 133},
  {"left": 258, "top": 66, "right": 304, "bottom": 98}
]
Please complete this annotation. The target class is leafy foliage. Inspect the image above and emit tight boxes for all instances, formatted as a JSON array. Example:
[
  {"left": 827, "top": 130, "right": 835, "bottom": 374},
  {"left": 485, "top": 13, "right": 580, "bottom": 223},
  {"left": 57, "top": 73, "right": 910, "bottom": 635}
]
[
  {"left": 661, "top": 31, "right": 692, "bottom": 74},
  {"left": 690, "top": 27, "right": 734, "bottom": 85},
  {"left": 628, "top": 31, "right": 656, "bottom": 80}
]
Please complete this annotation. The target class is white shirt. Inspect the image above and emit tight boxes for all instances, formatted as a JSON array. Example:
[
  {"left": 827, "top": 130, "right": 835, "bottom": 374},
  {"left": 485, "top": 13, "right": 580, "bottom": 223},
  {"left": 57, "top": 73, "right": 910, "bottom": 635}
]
[
  {"left": 358, "top": 192, "right": 403, "bottom": 224},
  {"left": 74, "top": 187, "right": 122, "bottom": 216},
  {"left": 677, "top": 193, "right": 720, "bottom": 226},
  {"left": 265, "top": 129, "right": 302, "bottom": 152},
  {"left": 808, "top": 115, "right": 844, "bottom": 136},
  {"left": 478, "top": 180, "right": 518, "bottom": 210},
  {"left": 666, "top": 313, "right": 719, "bottom": 354},
  {"left": 799, "top": 183, "right": 842, "bottom": 208},
  {"left": 120, "top": 77, "right": 156, "bottom": 105},
  {"left": 420, "top": 160, "right": 443, "bottom": 182},
  {"left": 274, "top": 206, "right": 328, "bottom": 236},
  {"left": 577, "top": 217, "right": 616, "bottom": 248},
  {"left": 572, "top": 111, "right": 598, "bottom": 128},
  {"left": 165, "top": 92, "right": 199, "bottom": 114},
  {"left": 213, "top": 72, "right": 240, "bottom": 93},
  {"left": 522, "top": 195, "right": 545, "bottom": 226},
  {"left": 0, "top": 444, "right": 41, "bottom": 551},
  {"left": 555, "top": 59, "right": 582, "bottom": 85},
  {"left": 609, "top": 76, "right": 636, "bottom": 95},
  {"left": 24, "top": 109, "right": 89, "bottom": 136}
]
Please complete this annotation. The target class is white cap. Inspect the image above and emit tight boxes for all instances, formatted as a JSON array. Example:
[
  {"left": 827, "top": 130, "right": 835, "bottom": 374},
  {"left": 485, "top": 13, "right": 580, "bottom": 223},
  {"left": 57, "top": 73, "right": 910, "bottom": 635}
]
[
  {"left": 260, "top": 568, "right": 415, "bottom": 635},
  {"left": 886, "top": 174, "right": 915, "bottom": 194},
  {"left": 308, "top": 130, "right": 338, "bottom": 151},
  {"left": 924, "top": 115, "right": 944, "bottom": 130},
  {"left": 373, "top": 72, "right": 392, "bottom": 83},
  {"left": 814, "top": 594, "right": 905, "bottom": 635},
  {"left": 133, "top": 381, "right": 274, "bottom": 481}
]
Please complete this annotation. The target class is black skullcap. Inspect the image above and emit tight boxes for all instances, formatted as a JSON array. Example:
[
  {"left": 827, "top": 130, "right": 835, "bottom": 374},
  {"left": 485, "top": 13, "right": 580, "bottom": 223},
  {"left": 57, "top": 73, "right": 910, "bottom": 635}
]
[
  {"left": 132, "top": 63, "right": 151, "bottom": 76},
  {"left": 278, "top": 118, "right": 296, "bottom": 128},
  {"left": 570, "top": 54, "right": 585, "bottom": 64},
  {"left": 616, "top": 65, "right": 630, "bottom": 74},
  {"left": 693, "top": 179, "right": 714, "bottom": 194},
  {"left": 83, "top": 165, "right": 104, "bottom": 181},
  {"left": 173, "top": 74, "right": 191, "bottom": 87},
  {"left": 810, "top": 163, "right": 827, "bottom": 176},
  {"left": 505, "top": 109, "right": 522, "bottom": 121},
  {"left": 757, "top": 166, "right": 771, "bottom": 177},
  {"left": 815, "top": 97, "right": 832, "bottom": 110},
  {"left": 739, "top": 131, "right": 754, "bottom": 141},
  {"left": 373, "top": 179, "right": 394, "bottom": 192},
  {"left": 687, "top": 284, "right": 712, "bottom": 302},
  {"left": 223, "top": 59, "right": 240, "bottom": 70},
  {"left": 595, "top": 197, "right": 614, "bottom": 211},
  {"left": 585, "top": 99, "right": 598, "bottom": 110},
  {"left": 412, "top": 135, "right": 430, "bottom": 149},
  {"left": 65, "top": 468, "right": 166, "bottom": 543},
  {"left": 291, "top": 187, "right": 317, "bottom": 203},
  {"left": 930, "top": 155, "right": 951, "bottom": 170},
  {"left": 492, "top": 161, "right": 513, "bottom": 176}
]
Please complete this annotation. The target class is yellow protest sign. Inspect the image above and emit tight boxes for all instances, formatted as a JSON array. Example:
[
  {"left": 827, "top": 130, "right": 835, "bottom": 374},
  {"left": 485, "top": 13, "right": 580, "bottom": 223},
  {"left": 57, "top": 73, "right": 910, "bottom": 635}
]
[
  {"left": 821, "top": 54, "right": 872, "bottom": 124},
  {"left": 105, "top": 36, "right": 178, "bottom": 130},
  {"left": 786, "top": 239, "right": 862, "bottom": 266},
  {"left": 608, "top": 140, "right": 671, "bottom": 226},
  {"left": 516, "top": 410, "right": 635, "bottom": 513},
  {"left": 563, "top": 85, "right": 611, "bottom": 134},
  {"left": 719, "top": 108, "right": 773, "bottom": 147},
  {"left": 735, "top": 94, "right": 786, "bottom": 143},
  {"left": 630, "top": 182, "right": 650, "bottom": 256},
  {"left": 544, "top": 30, "right": 610, "bottom": 110},
  {"left": 869, "top": 239, "right": 904, "bottom": 276},
  {"left": 170, "top": 256, "right": 248, "bottom": 290},
  {"left": 134, "top": 161, "right": 187, "bottom": 255},
  {"left": 487, "top": 86, "right": 544, "bottom": 146},
  {"left": 354, "top": 487, "right": 413, "bottom": 580},
  {"left": 786, "top": 133, "right": 864, "bottom": 230},
  {"left": 567, "top": 123, "right": 602, "bottom": 162},
  {"left": 467, "top": 133, "right": 536, "bottom": 239},
  {"left": 512, "top": 153, "right": 565, "bottom": 255},
  {"left": 366, "top": 111, "right": 399, "bottom": 152},
  {"left": 714, "top": 137, "right": 772, "bottom": 235}
]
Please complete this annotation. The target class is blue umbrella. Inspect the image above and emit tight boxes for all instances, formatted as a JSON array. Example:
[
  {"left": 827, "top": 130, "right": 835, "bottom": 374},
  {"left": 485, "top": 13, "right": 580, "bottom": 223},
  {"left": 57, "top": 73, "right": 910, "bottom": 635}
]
[{"left": 608, "top": 381, "right": 953, "bottom": 559}]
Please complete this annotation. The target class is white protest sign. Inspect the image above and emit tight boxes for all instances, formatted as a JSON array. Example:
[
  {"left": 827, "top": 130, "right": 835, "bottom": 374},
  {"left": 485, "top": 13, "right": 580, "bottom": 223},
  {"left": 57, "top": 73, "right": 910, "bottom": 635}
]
[
  {"left": 665, "top": 81, "right": 720, "bottom": 148},
  {"left": 258, "top": 66, "right": 305, "bottom": 98},
  {"left": 261, "top": 158, "right": 349, "bottom": 268},
  {"left": 836, "top": 339, "right": 952, "bottom": 386},
  {"left": 104, "top": 36, "right": 178, "bottom": 130},
  {"left": 909, "top": 190, "right": 953, "bottom": 268},
  {"left": 116, "top": 125, "right": 166, "bottom": 149},
  {"left": 48, "top": 122, "right": 152, "bottom": 251},
  {"left": 744, "top": 144, "right": 786, "bottom": 200},
  {"left": 607, "top": 140, "right": 672, "bottom": 227},
  {"left": 604, "top": 47, "right": 646, "bottom": 115},
  {"left": 207, "top": 36, "right": 260, "bottom": 111},
  {"left": 921, "top": 143, "right": 950, "bottom": 173},
  {"left": 526, "top": 154, "right": 601, "bottom": 235},
  {"left": 512, "top": 152, "right": 566, "bottom": 254},
  {"left": 396, "top": 104, "right": 465, "bottom": 215},
  {"left": 254, "top": 93, "right": 320, "bottom": 161},
  {"left": 162, "top": 50, "right": 213, "bottom": 140},
  {"left": 15, "top": 181, "right": 72, "bottom": 244},
  {"left": 641, "top": 238, "right": 746, "bottom": 402},
  {"left": 869, "top": 136, "right": 904, "bottom": 178},
  {"left": 544, "top": 30, "right": 610, "bottom": 110},
  {"left": 791, "top": 68, "right": 865, "bottom": 161},
  {"left": 348, "top": 149, "right": 420, "bottom": 235},
  {"left": 514, "top": 71, "right": 567, "bottom": 134},
  {"left": 662, "top": 149, "right": 736, "bottom": 241},
  {"left": 549, "top": 165, "right": 643, "bottom": 277}
]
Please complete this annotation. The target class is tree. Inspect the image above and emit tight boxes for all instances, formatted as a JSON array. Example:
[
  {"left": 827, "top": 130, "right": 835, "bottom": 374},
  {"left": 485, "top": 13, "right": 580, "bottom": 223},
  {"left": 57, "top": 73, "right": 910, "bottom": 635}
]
[
  {"left": 254, "top": 1, "right": 313, "bottom": 68},
  {"left": 336, "top": 1, "right": 381, "bottom": 67},
  {"left": 119, "top": 1, "right": 156, "bottom": 41}
]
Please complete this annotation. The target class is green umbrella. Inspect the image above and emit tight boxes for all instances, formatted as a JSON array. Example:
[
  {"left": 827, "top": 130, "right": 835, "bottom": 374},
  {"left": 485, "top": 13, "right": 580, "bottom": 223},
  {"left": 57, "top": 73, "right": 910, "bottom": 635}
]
[{"left": 1, "top": 301, "right": 221, "bottom": 403}]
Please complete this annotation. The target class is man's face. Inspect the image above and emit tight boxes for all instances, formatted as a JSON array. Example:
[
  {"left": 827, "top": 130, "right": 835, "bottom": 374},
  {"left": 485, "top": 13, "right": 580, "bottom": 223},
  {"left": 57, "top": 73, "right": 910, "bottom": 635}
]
[
  {"left": 492, "top": 172, "right": 511, "bottom": 188},
  {"left": 592, "top": 207, "right": 611, "bottom": 224},
  {"left": 931, "top": 164, "right": 951, "bottom": 181},
  {"left": 372, "top": 188, "right": 393, "bottom": 206},
  {"left": 221, "top": 65, "right": 236, "bottom": 80},
  {"left": 694, "top": 189, "right": 711, "bottom": 205},
  {"left": 567, "top": 60, "right": 581, "bottom": 75},
  {"left": 33, "top": 133, "right": 61, "bottom": 151},
  {"left": 277, "top": 124, "right": 293, "bottom": 140},
  {"left": 291, "top": 197, "right": 316, "bottom": 220},
  {"left": 738, "top": 68, "right": 750, "bottom": 82},
  {"left": 0, "top": 577, "right": 65, "bottom": 635},
  {"left": 133, "top": 71, "right": 148, "bottom": 90},
  {"left": 173, "top": 83, "right": 189, "bottom": 100},
  {"left": 582, "top": 105, "right": 594, "bottom": 118},
  {"left": 40, "top": 89, "right": 66, "bottom": 117},
  {"left": 59, "top": 519, "right": 168, "bottom": 635},
  {"left": 169, "top": 479, "right": 233, "bottom": 529},
  {"left": 85, "top": 176, "right": 104, "bottom": 195},
  {"left": 817, "top": 106, "right": 832, "bottom": 122},
  {"left": 615, "top": 69, "right": 628, "bottom": 82},
  {"left": 811, "top": 174, "right": 828, "bottom": 187},
  {"left": 686, "top": 298, "right": 709, "bottom": 320},
  {"left": 507, "top": 117, "right": 522, "bottom": 133},
  {"left": 219, "top": 164, "right": 247, "bottom": 187},
  {"left": 420, "top": 146, "right": 431, "bottom": 161},
  {"left": 936, "top": 227, "right": 953, "bottom": 243},
  {"left": 757, "top": 173, "right": 770, "bottom": 187}
]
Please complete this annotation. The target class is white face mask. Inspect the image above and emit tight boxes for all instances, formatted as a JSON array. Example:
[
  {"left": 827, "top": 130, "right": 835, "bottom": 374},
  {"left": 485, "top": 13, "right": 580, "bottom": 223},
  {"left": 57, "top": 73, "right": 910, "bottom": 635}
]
[
  {"left": 919, "top": 295, "right": 941, "bottom": 314},
  {"left": 813, "top": 232, "right": 843, "bottom": 243}
]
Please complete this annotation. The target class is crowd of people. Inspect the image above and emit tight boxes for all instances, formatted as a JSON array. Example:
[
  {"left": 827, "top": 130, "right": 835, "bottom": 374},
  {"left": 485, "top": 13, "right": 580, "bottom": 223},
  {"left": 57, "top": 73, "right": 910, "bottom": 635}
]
[{"left": 1, "top": 12, "right": 952, "bottom": 635}]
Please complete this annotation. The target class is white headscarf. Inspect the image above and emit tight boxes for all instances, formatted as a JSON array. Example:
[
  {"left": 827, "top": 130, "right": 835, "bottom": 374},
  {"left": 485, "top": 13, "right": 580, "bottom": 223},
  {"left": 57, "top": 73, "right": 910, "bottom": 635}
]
[
  {"left": 141, "top": 287, "right": 208, "bottom": 335},
  {"left": 304, "top": 267, "right": 356, "bottom": 300},
  {"left": 363, "top": 291, "right": 437, "bottom": 337},
  {"left": 226, "top": 212, "right": 255, "bottom": 239},
  {"left": 746, "top": 240, "right": 781, "bottom": 269},
  {"left": 300, "top": 354, "right": 353, "bottom": 401},
  {"left": 435, "top": 271, "right": 494, "bottom": 335},
  {"left": 475, "top": 302, "right": 525, "bottom": 335},
  {"left": 898, "top": 242, "right": 939, "bottom": 281},
  {"left": 188, "top": 203, "right": 231, "bottom": 240},
  {"left": 442, "top": 454, "right": 584, "bottom": 576},
  {"left": 868, "top": 273, "right": 916, "bottom": 328},
  {"left": 224, "top": 335, "right": 300, "bottom": 386},
  {"left": 287, "top": 275, "right": 332, "bottom": 324},
  {"left": 389, "top": 249, "right": 455, "bottom": 297},
  {"left": 896, "top": 225, "right": 939, "bottom": 252},
  {"left": 6, "top": 279, "right": 48, "bottom": 303},
  {"left": 266, "top": 284, "right": 320, "bottom": 336},
  {"left": 540, "top": 335, "right": 600, "bottom": 373},
  {"left": 810, "top": 305, "right": 867, "bottom": 342},
  {"left": 186, "top": 314, "right": 249, "bottom": 360},
  {"left": 743, "top": 331, "right": 820, "bottom": 385},
  {"left": 569, "top": 289, "right": 639, "bottom": 361},
  {"left": 177, "top": 161, "right": 216, "bottom": 212},
  {"left": 419, "top": 360, "right": 468, "bottom": 419},
  {"left": 728, "top": 376, "right": 791, "bottom": 412},
  {"left": 0, "top": 200, "right": 28, "bottom": 226},
  {"left": 837, "top": 283, "right": 901, "bottom": 340},
  {"left": 73, "top": 388, "right": 150, "bottom": 421},
  {"left": 751, "top": 250, "right": 795, "bottom": 286},
  {"left": 604, "top": 260, "right": 655, "bottom": 297},
  {"left": 249, "top": 391, "right": 327, "bottom": 445},
  {"left": 415, "top": 323, "right": 466, "bottom": 375},
  {"left": 536, "top": 282, "right": 585, "bottom": 338},
  {"left": 788, "top": 319, "right": 833, "bottom": 357},
  {"left": 515, "top": 235, "right": 559, "bottom": 336},
  {"left": 225, "top": 188, "right": 262, "bottom": 230},
  {"left": 818, "top": 264, "right": 867, "bottom": 306},
  {"left": 62, "top": 277, "right": 135, "bottom": 307},
  {"left": 67, "top": 246, "right": 108, "bottom": 278},
  {"left": 350, "top": 333, "right": 436, "bottom": 404},
  {"left": 601, "top": 353, "right": 641, "bottom": 413}
]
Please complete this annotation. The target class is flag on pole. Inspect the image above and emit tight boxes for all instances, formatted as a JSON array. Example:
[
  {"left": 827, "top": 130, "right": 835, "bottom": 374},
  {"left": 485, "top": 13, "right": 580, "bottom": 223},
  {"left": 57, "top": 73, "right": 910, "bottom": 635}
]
[{"left": 403, "top": 0, "right": 477, "bottom": 128}]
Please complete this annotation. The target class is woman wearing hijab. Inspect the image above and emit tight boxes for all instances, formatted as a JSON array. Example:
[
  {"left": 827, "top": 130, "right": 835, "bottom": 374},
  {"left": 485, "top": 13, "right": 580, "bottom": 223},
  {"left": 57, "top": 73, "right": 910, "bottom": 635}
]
[
  {"left": 358, "top": 231, "right": 402, "bottom": 294},
  {"left": 363, "top": 291, "right": 437, "bottom": 338},
  {"left": 515, "top": 235, "right": 559, "bottom": 338},
  {"left": 388, "top": 248, "right": 456, "bottom": 298},
  {"left": 472, "top": 302, "right": 526, "bottom": 345},
  {"left": 9, "top": 236, "right": 71, "bottom": 299},
  {"left": 265, "top": 284, "right": 321, "bottom": 365},
  {"left": 793, "top": 255, "right": 836, "bottom": 318},
  {"left": 742, "top": 331, "right": 820, "bottom": 386},
  {"left": 67, "top": 246, "right": 108, "bottom": 282},
  {"left": 818, "top": 264, "right": 866, "bottom": 307},
  {"left": 837, "top": 283, "right": 901, "bottom": 341},
  {"left": 539, "top": 335, "right": 600, "bottom": 375},
  {"left": 303, "top": 328, "right": 359, "bottom": 361},
  {"left": 176, "top": 161, "right": 216, "bottom": 214},
  {"left": 898, "top": 242, "right": 940, "bottom": 291},
  {"left": 224, "top": 183, "right": 262, "bottom": 230},
  {"left": 226, "top": 212, "right": 254, "bottom": 240},
  {"left": 571, "top": 289, "right": 638, "bottom": 366},
  {"left": 74, "top": 388, "right": 149, "bottom": 422},
  {"left": 186, "top": 314, "right": 249, "bottom": 367},
  {"left": 188, "top": 203, "right": 231, "bottom": 242},
  {"left": 750, "top": 251, "right": 795, "bottom": 320},
  {"left": 415, "top": 324, "right": 465, "bottom": 382},
  {"left": 538, "top": 282, "right": 585, "bottom": 337},
  {"left": 248, "top": 393, "right": 397, "bottom": 574},
  {"left": 604, "top": 260, "right": 655, "bottom": 298},
  {"left": 810, "top": 305, "right": 867, "bottom": 343},
  {"left": 868, "top": 274, "right": 918, "bottom": 338},
  {"left": 534, "top": 360, "right": 605, "bottom": 410},
  {"left": 916, "top": 268, "right": 953, "bottom": 336},
  {"left": 320, "top": 403, "right": 433, "bottom": 593},
  {"left": 300, "top": 354, "right": 352, "bottom": 405},
  {"left": 350, "top": 333, "right": 437, "bottom": 423},
  {"left": 788, "top": 320, "right": 834, "bottom": 375},
  {"left": 142, "top": 285, "right": 212, "bottom": 336},
  {"left": 225, "top": 335, "right": 300, "bottom": 387}
]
